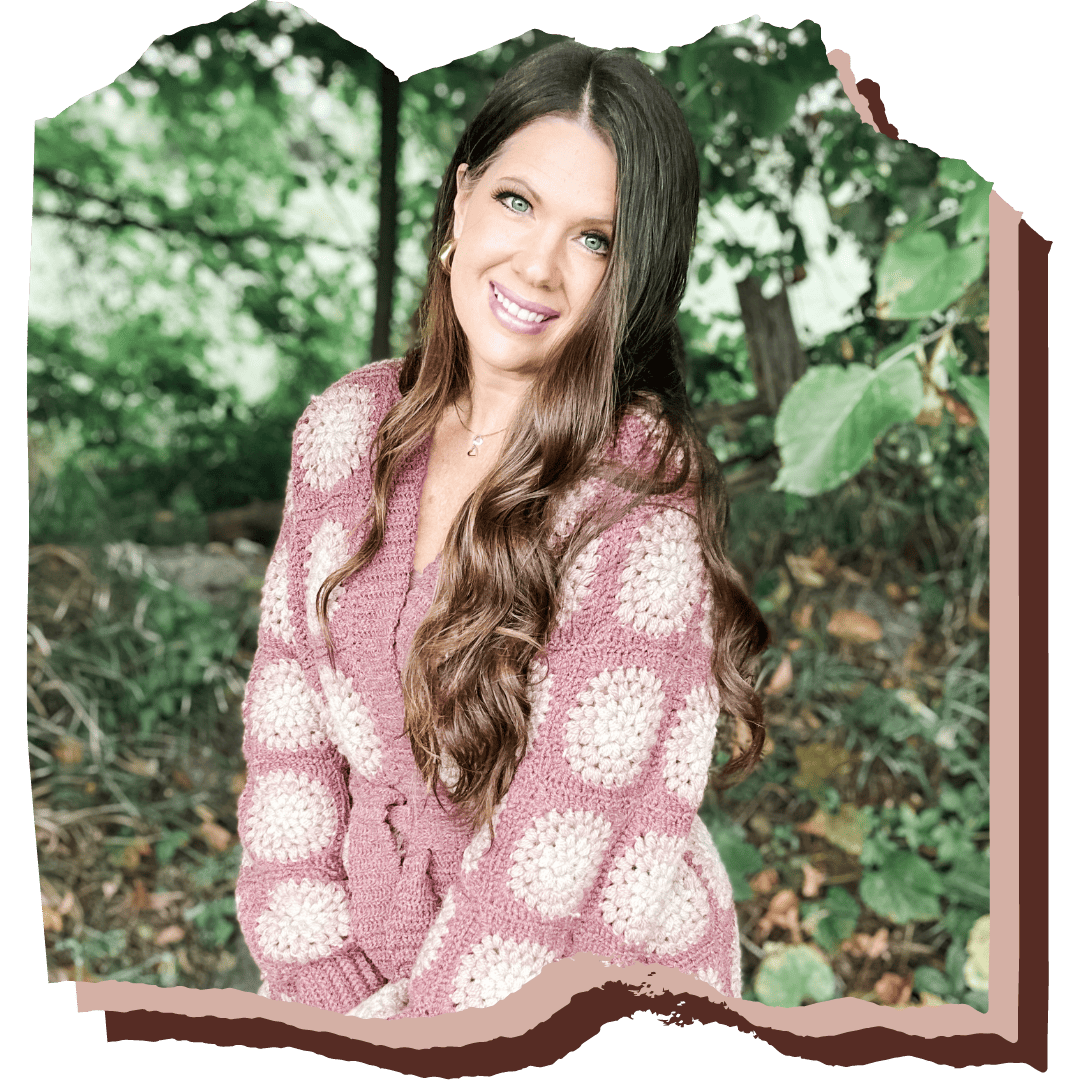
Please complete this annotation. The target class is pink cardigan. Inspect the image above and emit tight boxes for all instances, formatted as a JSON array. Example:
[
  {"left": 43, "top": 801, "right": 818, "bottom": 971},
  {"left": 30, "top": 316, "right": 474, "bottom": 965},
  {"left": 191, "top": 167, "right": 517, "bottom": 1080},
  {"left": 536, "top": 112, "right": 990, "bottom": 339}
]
[{"left": 235, "top": 358, "right": 741, "bottom": 1018}]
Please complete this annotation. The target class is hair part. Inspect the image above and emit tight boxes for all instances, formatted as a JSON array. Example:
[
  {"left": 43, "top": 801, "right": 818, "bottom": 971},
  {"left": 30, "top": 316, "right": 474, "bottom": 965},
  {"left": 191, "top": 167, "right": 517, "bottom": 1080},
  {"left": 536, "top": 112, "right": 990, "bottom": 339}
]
[{"left": 317, "top": 41, "right": 769, "bottom": 831}]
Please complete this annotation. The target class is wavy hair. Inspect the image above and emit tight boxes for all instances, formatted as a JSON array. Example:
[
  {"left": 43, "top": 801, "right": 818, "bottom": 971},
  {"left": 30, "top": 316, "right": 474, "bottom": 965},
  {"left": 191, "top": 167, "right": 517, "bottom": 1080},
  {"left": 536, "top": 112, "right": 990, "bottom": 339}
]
[{"left": 317, "top": 42, "right": 770, "bottom": 830}]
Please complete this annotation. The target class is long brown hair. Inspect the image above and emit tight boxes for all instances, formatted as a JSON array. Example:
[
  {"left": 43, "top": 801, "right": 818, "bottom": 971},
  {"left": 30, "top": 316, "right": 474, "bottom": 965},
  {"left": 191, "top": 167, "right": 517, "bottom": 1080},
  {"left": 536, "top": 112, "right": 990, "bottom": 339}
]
[{"left": 318, "top": 42, "right": 770, "bottom": 830}]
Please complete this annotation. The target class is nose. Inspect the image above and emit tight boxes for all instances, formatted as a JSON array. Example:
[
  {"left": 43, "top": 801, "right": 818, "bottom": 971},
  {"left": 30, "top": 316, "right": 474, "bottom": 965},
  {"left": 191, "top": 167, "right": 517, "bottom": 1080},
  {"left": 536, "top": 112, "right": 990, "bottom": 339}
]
[{"left": 513, "top": 226, "right": 561, "bottom": 292}]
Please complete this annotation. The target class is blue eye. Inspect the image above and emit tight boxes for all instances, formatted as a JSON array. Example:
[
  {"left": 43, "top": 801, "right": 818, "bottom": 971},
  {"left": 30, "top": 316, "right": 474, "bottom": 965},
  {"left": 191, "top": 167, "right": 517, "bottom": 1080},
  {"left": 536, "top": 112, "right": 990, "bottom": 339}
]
[
  {"left": 495, "top": 190, "right": 531, "bottom": 214},
  {"left": 582, "top": 233, "right": 610, "bottom": 254}
]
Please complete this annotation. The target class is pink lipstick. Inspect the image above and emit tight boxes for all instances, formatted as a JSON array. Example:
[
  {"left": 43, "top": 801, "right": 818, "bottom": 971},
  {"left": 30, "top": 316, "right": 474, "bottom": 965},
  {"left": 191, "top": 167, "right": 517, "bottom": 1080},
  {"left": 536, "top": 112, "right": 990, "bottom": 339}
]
[{"left": 488, "top": 280, "right": 559, "bottom": 335}]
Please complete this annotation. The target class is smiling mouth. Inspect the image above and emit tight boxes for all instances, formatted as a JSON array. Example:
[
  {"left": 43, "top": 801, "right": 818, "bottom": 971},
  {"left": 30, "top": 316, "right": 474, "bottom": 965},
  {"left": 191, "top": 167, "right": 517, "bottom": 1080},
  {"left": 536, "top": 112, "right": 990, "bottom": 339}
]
[{"left": 490, "top": 281, "right": 559, "bottom": 324}]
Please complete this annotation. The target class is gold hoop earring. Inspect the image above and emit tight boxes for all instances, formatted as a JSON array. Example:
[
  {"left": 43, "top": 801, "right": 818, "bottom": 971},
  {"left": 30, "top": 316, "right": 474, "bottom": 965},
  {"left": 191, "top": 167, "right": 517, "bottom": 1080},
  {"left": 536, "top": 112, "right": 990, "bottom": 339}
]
[{"left": 438, "top": 239, "right": 456, "bottom": 273}]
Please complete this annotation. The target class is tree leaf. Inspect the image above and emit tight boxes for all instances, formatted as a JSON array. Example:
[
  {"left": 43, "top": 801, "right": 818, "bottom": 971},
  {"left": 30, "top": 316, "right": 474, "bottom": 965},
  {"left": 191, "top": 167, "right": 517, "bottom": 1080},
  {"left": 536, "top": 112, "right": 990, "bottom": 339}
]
[
  {"left": 753, "top": 944, "right": 837, "bottom": 1007},
  {"left": 773, "top": 360, "right": 923, "bottom": 496},
  {"left": 942, "top": 351, "right": 989, "bottom": 439},
  {"left": 859, "top": 851, "right": 943, "bottom": 923},
  {"left": 956, "top": 179, "right": 993, "bottom": 244},
  {"left": 876, "top": 231, "right": 988, "bottom": 320}
]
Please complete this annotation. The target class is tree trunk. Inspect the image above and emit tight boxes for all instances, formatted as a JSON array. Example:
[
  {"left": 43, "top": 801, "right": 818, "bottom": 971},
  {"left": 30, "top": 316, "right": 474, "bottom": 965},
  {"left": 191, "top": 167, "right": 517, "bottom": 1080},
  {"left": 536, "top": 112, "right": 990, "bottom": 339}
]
[
  {"left": 371, "top": 64, "right": 401, "bottom": 362},
  {"left": 735, "top": 274, "right": 807, "bottom": 414}
]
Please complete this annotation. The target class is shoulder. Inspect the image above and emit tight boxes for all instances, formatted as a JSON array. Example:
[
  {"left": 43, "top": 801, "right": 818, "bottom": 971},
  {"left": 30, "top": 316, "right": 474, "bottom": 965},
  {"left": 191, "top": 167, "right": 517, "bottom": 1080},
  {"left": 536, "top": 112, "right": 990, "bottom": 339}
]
[{"left": 289, "top": 359, "right": 404, "bottom": 494}]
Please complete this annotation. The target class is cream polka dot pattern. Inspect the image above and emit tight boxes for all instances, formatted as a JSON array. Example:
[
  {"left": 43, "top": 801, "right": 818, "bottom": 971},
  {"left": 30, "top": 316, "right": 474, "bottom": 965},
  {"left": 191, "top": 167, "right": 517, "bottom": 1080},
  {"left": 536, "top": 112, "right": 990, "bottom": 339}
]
[
  {"left": 305, "top": 520, "right": 350, "bottom": 638},
  {"left": 461, "top": 804, "right": 504, "bottom": 875},
  {"left": 662, "top": 683, "right": 720, "bottom": 804},
  {"left": 686, "top": 815, "right": 734, "bottom": 909},
  {"left": 255, "top": 878, "right": 350, "bottom": 963},
  {"left": 450, "top": 935, "right": 557, "bottom": 1010},
  {"left": 348, "top": 979, "right": 409, "bottom": 1018},
  {"left": 564, "top": 667, "right": 665, "bottom": 788},
  {"left": 247, "top": 659, "right": 325, "bottom": 752},
  {"left": 551, "top": 477, "right": 603, "bottom": 541},
  {"left": 296, "top": 380, "right": 376, "bottom": 492},
  {"left": 554, "top": 536, "right": 602, "bottom": 629},
  {"left": 526, "top": 658, "right": 553, "bottom": 732},
  {"left": 617, "top": 508, "right": 704, "bottom": 637},
  {"left": 600, "top": 833, "right": 709, "bottom": 955},
  {"left": 242, "top": 770, "right": 337, "bottom": 863},
  {"left": 318, "top": 666, "right": 382, "bottom": 779},
  {"left": 260, "top": 543, "right": 295, "bottom": 645},
  {"left": 508, "top": 808, "right": 612, "bottom": 919},
  {"left": 411, "top": 890, "right": 456, "bottom": 978}
]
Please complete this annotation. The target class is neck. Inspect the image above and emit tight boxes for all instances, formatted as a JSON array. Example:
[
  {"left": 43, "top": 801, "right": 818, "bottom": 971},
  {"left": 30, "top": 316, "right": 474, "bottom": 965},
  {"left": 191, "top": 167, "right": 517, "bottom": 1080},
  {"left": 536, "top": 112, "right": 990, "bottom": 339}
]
[{"left": 456, "top": 358, "right": 535, "bottom": 435}]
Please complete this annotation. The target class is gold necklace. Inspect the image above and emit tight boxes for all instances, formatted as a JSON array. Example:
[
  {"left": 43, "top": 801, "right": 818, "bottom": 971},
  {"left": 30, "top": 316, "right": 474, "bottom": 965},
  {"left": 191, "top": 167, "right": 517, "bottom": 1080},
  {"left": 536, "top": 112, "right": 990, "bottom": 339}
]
[{"left": 453, "top": 399, "right": 507, "bottom": 457}]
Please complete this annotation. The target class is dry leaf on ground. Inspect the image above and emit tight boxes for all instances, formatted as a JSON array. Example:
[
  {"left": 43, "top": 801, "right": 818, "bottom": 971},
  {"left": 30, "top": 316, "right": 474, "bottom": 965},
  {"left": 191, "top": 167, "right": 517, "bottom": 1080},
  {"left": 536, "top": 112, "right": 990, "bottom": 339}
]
[
  {"left": 756, "top": 889, "right": 802, "bottom": 943},
  {"left": 875, "top": 971, "right": 914, "bottom": 1006},
  {"left": 827, "top": 609, "right": 883, "bottom": 644},
  {"left": 154, "top": 925, "right": 186, "bottom": 947},
  {"left": 750, "top": 868, "right": 780, "bottom": 895},
  {"left": 792, "top": 744, "right": 852, "bottom": 793},
  {"left": 801, "top": 863, "right": 827, "bottom": 898},
  {"left": 842, "top": 927, "right": 890, "bottom": 959},
  {"left": 765, "top": 654, "right": 794, "bottom": 696},
  {"left": 786, "top": 554, "right": 826, "bottom": 589},
  {"left": 796, "top": 802, "right": 871, "bottom": 857}
]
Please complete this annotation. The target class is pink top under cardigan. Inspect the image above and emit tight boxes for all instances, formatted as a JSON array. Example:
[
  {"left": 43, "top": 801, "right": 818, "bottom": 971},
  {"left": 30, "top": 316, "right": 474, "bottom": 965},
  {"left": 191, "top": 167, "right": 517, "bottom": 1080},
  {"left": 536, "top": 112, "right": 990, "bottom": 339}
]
[{"left": 235, "top": 358, "right": 741, "bottom": 1018}]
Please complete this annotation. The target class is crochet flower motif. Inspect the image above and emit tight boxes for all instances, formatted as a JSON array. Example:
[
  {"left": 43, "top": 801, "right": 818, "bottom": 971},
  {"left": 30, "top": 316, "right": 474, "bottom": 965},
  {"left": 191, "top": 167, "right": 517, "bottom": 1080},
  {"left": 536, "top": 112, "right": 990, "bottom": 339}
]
[
  {"left": 305, "top": 519, "right": 350, "bottom": 638},
  {"left": 411, "top": 890, "right": 456, "bottom": 978},
  {"left": 255, "top": 878, "right": 350, "bottom": 963},
  {"left": 695, "top": 966, "right": 731, "bottom": 998},
  {"left": 508, "top": 809, "right": 612, "bottom": 919},
  {"left": 260, "top": 543, "right": 295, "bottom": 645},
  {"left": 296, "top": 380, "right": 376, "bottom": 492},
  {"left": 686, "top": 815, "right": 735, "bottom": 910},
  {"left": 550, "top": 477, "right": 603, "bottom": 541},
  {"left": 554, "top": 536, "right": 602, "bottom": 630},
  {"left": 699, "top": 588, "right": 715, "bottom": 651},
  {"left": 241, "top": 770, "right": 337, "bottom": 863},
  {"left": 617, "top": 508, "right": 705, "bottom": 637},
  {"left": 348, "top": 979, "right": 410, "bottom": 1019},
  {"left": 662, "top": 683, "right": 721, "bottom": 804},
  {"left": 599, "top": 833, "right": 710, "bottom": 956},
  {"left": 282, "top": 468, "right": 295, "bottom": 519},
  {"left": 526, "top": 658, "right": 553, "bottom": 732},
  {"left": 461, "top": 803, "right": 505, "bottom": 875},
  {"left": 564, "top": 666, "right": 665, "bottom": 788},
  {"left": 451, "top": 935, "right": 557, "bottom": 1010},
  {"left": 318, "top": 666, "right": 382, "bottom": 779},
  {"left": 246, "top": 658, "right": 325, "bottom": 752}
]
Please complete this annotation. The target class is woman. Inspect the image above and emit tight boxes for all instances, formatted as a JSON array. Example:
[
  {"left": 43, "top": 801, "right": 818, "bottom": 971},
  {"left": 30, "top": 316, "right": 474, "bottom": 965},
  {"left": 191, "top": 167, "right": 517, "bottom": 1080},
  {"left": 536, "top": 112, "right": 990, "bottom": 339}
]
[{"left": 235, "top": 41, "right": 769, "bottom": 1019}]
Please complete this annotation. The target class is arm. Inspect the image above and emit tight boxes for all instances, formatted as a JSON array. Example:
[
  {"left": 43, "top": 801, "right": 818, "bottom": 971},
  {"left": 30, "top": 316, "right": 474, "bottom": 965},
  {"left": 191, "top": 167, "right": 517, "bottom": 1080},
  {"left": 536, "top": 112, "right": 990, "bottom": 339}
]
[
  {"left": 395, "top": 497, "right": 734, "bottom": 1016},
  {"left": 235, "top": 444, "right": 384, "bottom": 1012}
]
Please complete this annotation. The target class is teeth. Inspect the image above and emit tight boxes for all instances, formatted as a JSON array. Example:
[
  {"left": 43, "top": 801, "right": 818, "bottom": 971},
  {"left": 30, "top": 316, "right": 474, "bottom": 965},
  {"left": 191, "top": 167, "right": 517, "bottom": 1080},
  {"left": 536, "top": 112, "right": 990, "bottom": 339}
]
[{"left": 494, "top": 286, "right": 546, "bottom": 323}]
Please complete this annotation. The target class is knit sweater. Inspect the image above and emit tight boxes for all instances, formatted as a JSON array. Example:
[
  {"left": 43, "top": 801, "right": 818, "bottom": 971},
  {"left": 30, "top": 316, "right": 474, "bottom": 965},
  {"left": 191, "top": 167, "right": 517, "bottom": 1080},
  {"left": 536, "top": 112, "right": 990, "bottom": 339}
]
[{"left": 235, "top": 358, "right": 741, "bottom": 1019}]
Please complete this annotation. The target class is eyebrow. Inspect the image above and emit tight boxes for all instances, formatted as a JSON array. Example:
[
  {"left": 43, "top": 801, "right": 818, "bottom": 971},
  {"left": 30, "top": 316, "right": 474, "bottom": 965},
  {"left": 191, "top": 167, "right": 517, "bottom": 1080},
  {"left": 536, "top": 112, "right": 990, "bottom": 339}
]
[{"left": 496, "top": 174, "right": 614, "bottom": 227}]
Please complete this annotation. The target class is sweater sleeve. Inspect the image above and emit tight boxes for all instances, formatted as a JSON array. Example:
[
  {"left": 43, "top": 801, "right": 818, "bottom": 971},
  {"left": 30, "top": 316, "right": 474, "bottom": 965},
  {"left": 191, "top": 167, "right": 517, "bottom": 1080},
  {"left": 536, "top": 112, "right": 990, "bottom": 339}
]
[
  {"left": 234, "top": 442, "right": 385, "bottom": 1012},
  {"left": 395, "top": 496, "right": 734, "bottom": 1017}
]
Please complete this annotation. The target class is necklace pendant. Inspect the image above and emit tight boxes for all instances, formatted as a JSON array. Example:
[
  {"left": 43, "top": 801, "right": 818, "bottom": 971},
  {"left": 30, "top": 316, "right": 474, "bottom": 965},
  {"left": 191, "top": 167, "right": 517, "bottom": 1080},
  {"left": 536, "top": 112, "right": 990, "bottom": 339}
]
[{"left": 468, "top": 435, "right": 483, "bottom": 457}]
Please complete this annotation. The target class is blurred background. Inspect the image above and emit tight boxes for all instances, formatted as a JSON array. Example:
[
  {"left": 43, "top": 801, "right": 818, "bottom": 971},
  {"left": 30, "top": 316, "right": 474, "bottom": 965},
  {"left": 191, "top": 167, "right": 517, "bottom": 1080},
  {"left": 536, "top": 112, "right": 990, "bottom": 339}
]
[{"left": 28, "top": 2, "right": 991, "bottom": 1011}]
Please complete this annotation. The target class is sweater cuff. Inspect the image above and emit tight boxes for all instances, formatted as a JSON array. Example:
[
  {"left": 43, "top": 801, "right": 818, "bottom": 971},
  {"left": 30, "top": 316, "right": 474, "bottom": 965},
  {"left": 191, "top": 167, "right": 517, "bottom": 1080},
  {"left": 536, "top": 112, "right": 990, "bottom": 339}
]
[{"left": 286, "top": 951, "right": 385, "bottom": 1014}]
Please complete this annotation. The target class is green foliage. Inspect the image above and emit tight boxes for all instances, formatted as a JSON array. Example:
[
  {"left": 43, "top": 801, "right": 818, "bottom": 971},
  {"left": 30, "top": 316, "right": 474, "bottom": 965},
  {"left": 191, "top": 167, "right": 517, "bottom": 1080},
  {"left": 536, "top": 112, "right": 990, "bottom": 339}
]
[
  {"left": 801, "top": 886, "right": 861, "bottom": 953},
  {"left": 772, "top": 356, "right": 923, "bottom": 495},
  {"left": 753, "top": 944, "right": 837, "bottom": 1007},
  {"left": 859, "top": 850, "right": 943, "bottom": 923},
  {"left": 876, "top": 232, "right": 987, "bottom": 321},
  {"left": 35, "top": 552, "right": 251, "bottom": 743},
  {"left": 698, "top": 800, "right": 763, "bottom": 902}
]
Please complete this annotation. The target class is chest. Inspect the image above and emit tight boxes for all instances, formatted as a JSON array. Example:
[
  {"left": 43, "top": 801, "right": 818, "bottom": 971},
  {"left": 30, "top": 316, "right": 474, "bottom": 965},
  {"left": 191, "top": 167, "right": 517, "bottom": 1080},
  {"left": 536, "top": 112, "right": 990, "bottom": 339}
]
[{"left": 412, "top": 412, "right": 504, "bottom": 573}]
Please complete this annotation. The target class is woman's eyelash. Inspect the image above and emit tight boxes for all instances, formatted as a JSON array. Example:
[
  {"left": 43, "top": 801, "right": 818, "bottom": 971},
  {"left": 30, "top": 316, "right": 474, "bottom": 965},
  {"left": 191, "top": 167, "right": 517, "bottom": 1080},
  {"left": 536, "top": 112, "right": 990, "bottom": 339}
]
[{"left": 492, "top": 189, "right": 610, "bottom": 254}]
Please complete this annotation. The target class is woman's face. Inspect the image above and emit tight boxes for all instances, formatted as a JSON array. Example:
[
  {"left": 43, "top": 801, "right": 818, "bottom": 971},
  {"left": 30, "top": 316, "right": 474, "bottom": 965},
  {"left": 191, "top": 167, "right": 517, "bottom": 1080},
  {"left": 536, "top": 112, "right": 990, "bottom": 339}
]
[{"left": 449, "top": 115, "right": 617, "bottom": 380}]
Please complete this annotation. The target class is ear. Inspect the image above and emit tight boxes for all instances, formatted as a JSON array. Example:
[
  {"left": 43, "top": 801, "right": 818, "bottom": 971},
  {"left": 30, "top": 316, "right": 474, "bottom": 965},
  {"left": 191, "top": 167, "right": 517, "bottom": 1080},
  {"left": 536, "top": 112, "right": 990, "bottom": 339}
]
[{"left": 452, "top": 163, "right": 471, "bottom": 241}]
